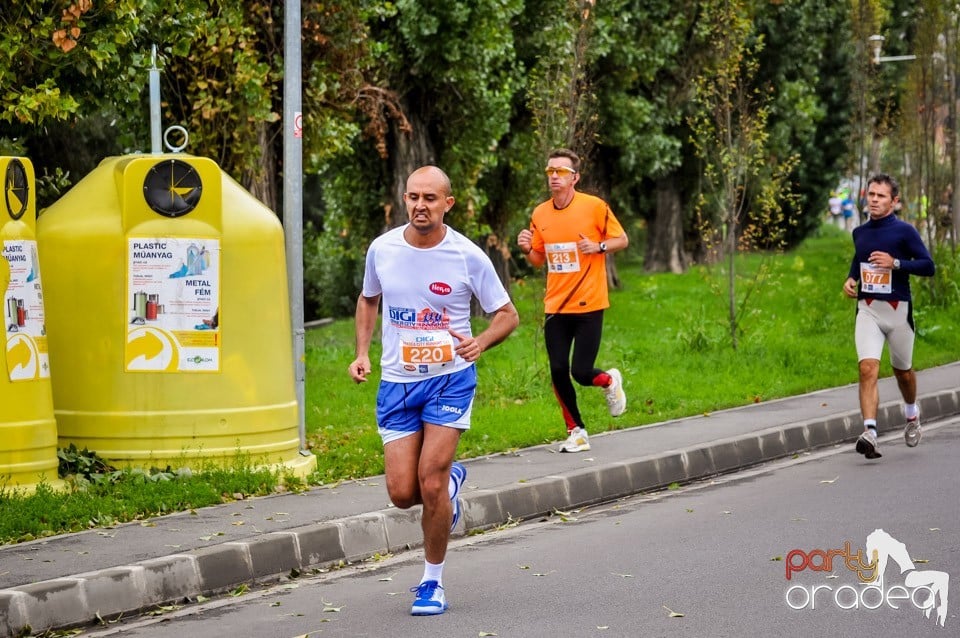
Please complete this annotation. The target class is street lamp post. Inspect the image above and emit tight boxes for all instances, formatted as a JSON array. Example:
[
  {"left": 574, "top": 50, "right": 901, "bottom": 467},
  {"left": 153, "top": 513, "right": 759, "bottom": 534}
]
[
  {"left": 868, "top": 35, "right": 918, "bottom": 65},
  {"left": 868, "top": 33, "right": 957, "bottom": 245}
]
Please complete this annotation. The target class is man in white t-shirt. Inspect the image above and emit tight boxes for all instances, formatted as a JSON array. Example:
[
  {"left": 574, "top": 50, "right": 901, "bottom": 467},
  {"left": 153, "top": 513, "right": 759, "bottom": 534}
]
[
  {"left": 348, "top": 166, "right": 519, "bottom": 616},
  {"left": 828, "top": 191, "right": 843, "bottom": 228}
]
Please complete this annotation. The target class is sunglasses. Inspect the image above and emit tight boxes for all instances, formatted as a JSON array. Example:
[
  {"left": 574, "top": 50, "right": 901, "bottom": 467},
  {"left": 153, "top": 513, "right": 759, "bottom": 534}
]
[{"left": 544, "top": 166, "right": 576, "bottom": 177}]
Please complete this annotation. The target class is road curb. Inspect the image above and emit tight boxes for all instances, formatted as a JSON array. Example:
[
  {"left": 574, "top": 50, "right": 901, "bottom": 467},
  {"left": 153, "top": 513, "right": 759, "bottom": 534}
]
[{"left": 1, "top": 388, "right": 957, "bottom": 636}]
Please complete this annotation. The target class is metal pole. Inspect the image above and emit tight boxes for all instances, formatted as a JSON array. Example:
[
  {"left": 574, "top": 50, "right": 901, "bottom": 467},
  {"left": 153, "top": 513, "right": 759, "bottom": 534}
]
[
  {"left": 283, "top": 0, "right": 307, "bottom": 454},
  {"left": 149, "top": 45, "right": 162, "bottom": 154}
]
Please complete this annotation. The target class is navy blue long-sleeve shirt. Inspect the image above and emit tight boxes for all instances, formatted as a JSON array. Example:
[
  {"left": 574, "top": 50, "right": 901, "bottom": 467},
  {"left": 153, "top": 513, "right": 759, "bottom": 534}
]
[{"left": 846, "top": 214, "right": 935, "bottom": 302}]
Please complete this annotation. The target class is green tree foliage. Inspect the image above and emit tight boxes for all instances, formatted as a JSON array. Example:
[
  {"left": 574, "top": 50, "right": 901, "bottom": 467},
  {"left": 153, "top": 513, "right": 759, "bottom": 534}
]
[
  {"left": 1, "top": 0, "right": 874, "bottom": 323},
  {"left": 754, "top": 0, "right": 855, "bottom": 244}
]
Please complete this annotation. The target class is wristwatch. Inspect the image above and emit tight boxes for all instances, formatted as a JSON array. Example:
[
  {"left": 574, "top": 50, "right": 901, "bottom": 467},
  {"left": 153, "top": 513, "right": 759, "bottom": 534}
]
[
  {"left": 599, "top": 242, "right": 607, "bottom": 254},
  {"left": 893, "top": 258, "right": 901, "bottom": 270}
]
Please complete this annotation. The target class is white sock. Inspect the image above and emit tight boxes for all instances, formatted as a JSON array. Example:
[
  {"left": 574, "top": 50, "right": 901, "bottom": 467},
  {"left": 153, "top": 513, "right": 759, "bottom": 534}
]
[
  {"left": 864, "top": 419, "right": 877, "bottom": 430},
  {"left": 904, "top": 403, "right": 919, "bottom": 419},
  {"left": 421, "top": 560, "right": 444, "bottom": 586}
]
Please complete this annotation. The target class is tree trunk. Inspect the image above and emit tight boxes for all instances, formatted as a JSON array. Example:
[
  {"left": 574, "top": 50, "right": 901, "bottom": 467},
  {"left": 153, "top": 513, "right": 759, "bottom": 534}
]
[
  {"left": 388, "top": 104, "right": 435, "bottom": 229},
  {"left": 644, "top": 173, "right": 688, "bottom": 273},
  {"left": 951, "top": 20, "right": 960, "bottom": 251},
  {"left": 245, "top": 122, "right": 278, "bottom": 214},
  {"left": 472, "top": 232, "right": 511, "bottom": 317}
]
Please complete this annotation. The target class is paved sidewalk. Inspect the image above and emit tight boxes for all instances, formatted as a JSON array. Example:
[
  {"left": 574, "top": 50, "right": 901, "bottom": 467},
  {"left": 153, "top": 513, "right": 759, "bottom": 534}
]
[{"left": 1, "top": 363, "right": 958, "bottom": 636}]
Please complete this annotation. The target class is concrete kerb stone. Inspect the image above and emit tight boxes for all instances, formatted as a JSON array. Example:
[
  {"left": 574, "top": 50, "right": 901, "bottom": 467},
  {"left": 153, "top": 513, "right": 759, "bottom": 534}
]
[
  {"left": 337, "top": 513, "right": 389, "bottom": 563},
  {"left": 382, "top": 506, "right": 422, "bottom": 553},
  {"left": 195, "top": 543, "right": 253, "bottom": 593},
  {"left": 139, "top": 555, "right": 202, "bottom": 603},
  {"left": 0, "top": 590, "right": 29, "bottom": 637},
  {"left": 4, "top": 578, "right": 85, "bottom": 636},
  {"left": 246, "top": 533, "right": 302, "bottom": 580},
  {"left": 3, "top": 388, "right": 959, "bottom": 637}
]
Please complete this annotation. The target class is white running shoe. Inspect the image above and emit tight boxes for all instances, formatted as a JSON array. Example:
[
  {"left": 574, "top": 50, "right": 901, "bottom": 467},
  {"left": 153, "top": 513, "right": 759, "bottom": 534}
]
[
  {"left": 855, "top": 428, "right": 882, "bottom": 459},
  {"left": 559, "top": 426, "right": 590, "bottom": 453},
  {"left": 603, "top": 368, "right": 626, "bottom": 417},
  {"left": 410, "top": 580, "right": 448, "bottom": 616},
  {"left": 904, "top": 416, "right": 922, "bottom": 448}
]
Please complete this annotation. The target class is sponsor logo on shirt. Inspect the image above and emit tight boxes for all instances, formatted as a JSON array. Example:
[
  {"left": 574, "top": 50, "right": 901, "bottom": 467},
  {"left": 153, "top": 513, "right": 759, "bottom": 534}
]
[{"left": 430, "top": 281, "right": 452, "bottom": 295}]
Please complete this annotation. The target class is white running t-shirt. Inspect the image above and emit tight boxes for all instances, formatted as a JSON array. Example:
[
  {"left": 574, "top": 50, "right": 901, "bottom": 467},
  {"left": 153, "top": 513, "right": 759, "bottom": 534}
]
[{"left": 362, "top": 224, "right": 511, "bottom": 383}]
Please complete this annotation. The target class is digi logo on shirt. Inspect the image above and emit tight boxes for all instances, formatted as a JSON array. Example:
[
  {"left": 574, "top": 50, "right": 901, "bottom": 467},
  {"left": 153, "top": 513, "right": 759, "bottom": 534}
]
[{"left": 389, "top": 307, "right": 417, "bottom": 324}]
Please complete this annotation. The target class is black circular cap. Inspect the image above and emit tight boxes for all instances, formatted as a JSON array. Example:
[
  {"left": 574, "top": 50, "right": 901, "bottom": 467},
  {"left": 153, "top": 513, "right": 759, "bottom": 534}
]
[
  {"left": 143, "top": 159, "right": 202, "bottom": 217},
  {"left": 5, "top": 159, "right": 28, "bottom": 220}
]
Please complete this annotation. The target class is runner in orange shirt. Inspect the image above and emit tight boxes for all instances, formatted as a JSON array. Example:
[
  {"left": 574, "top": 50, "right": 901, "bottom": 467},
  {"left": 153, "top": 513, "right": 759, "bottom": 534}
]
[{"left": 517, "top": 149, "right": 629, "bottom": 453}]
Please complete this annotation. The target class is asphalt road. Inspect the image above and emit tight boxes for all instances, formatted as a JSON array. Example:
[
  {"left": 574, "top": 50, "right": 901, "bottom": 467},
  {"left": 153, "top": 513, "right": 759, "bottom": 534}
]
[{"left": 80, "top": 416, "right": 960, "bottom": 638}]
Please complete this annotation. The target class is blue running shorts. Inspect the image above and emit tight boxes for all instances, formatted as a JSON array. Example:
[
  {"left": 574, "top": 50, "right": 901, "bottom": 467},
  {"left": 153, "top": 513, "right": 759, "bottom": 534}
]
[{"left": 376, "top": 366, "right": 477, "bottom": 445}]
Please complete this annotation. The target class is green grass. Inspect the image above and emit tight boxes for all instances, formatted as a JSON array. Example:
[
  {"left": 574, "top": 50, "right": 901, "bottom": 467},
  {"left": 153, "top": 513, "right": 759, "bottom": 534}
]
[
  {"left": 3, "top": 225, "right": 959, "bottom": 544},
  {"left": 0, "top": 450, "right": 301, "bottom": 545}
]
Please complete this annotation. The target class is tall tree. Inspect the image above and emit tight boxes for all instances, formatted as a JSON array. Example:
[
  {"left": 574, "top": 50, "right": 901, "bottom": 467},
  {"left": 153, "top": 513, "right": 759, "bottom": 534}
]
[{"left": 688, "top": 0, "right": 797, "bottom": 350}]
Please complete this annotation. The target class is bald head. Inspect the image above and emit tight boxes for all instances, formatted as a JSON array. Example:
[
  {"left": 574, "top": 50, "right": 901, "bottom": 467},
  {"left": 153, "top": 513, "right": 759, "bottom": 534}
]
[{"left": 407, "top": 165, "right": 452, "bottom": 198}]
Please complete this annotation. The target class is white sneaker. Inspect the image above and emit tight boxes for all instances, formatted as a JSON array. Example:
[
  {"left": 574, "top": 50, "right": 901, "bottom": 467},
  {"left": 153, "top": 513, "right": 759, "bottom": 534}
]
[
  {"left": 603, "top": 368, "right": 626, "bottom": 417},
  {"left": 855, "top": 428, "right": 882, "bottom": 459},
  {"left": 559, "top": 426, "right": 590, "bottom": 453},
  {"left": 904, "top": 416, "right": 922, "bottom": 448}
]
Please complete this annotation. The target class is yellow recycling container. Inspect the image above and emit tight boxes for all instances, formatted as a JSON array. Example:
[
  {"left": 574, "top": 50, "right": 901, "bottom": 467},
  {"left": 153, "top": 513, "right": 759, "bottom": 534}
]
[
  {"left": 1, "top": 157, "right": 63, "bottom": 493},
  {"left": 37, "top": 154, "right": 314, "bottom": 478}
]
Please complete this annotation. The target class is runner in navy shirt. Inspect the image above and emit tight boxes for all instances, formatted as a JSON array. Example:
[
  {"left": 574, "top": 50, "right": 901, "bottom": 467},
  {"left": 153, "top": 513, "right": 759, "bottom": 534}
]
[{"left": 842, "top": 173, "right": 935, "bottom": 459}]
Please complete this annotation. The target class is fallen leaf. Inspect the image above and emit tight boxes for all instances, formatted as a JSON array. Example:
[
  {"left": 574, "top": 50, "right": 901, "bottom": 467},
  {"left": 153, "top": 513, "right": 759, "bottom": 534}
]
[
  {"left": 913, "top": 558, "right": 929, "bottom": 564},
  {"left": 517, "top": 565, "right": 530, "bottom": 570},
  {"left": 770, "top": 556, "right": 783, "bottom": 562},
  {"left": 269, "top": 601, "right": 280, "bottom": 607},
  {"left": 379, "top": 577, "right": 393, "bottom": 582},
  {"left": 323, "top": 606, "right": 341, "bottom": 612},
  {"left": 597, "top": 627, "right": 609, "bottom": 630},
  {"left": 721, "top": 510, "right": 732, "bottom": 515},
  {"left": 686, "top": 509, "right": 694, "bottom": 513},
  {"left": 613, "top": 573, "right": 633, "bottom": 578},
  {"left": 929, "top": 528, "right": 940, "bottom": 532},
  {"left": 140, "top": 522, "right": 156, "bottom": 528},
  {"left": 479, "top": 633, "right": 498, "bottom": 637},
  {"left": 662, "top": 605, "right": 684, "bottom": 618},
  {"left": 820, "top": 477, "right": 839, "bottom": 484}
]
